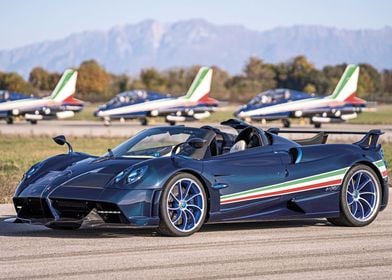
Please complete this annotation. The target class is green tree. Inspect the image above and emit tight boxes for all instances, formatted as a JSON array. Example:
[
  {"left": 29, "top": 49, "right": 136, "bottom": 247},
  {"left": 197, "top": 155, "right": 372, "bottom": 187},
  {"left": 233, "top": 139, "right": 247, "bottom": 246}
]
[
  {"left": 29, "top": 67, "right": 61, "bottom": 91},
  {"left": 0, "top": 72, "right": 31, "bottom": 93},
  {"left": 357, "top": 63, "right": 381, "bottom": 99},
  {"left": 138, "top": 68, "right": 168, "bottom": 92},
  {"left": 226, "top": 57, "right": 276, "bottom": 102},
  {"left": 279, "top": 56, "right": 318, "bottom": 91},
  {"left": 77, "top": 60, "right": 111, "bottom": 100},
  {"left": 29, "top": 67, "right": 50, "bottom": 90}
]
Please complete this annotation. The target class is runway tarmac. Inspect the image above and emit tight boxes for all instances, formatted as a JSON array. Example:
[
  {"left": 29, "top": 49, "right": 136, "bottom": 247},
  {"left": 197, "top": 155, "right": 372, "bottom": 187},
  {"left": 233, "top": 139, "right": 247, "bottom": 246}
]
[
  {"left": 1, "top": 120, "right": 392, "bottom": 142},
  {"left": 0, "top": 194, "right": 391, "bottom": 280}
]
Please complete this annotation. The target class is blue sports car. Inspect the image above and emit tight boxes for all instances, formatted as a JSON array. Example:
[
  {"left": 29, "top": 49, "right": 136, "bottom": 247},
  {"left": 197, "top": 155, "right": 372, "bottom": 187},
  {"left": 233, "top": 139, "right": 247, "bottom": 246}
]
[{"left": 12, "top": 119, "right": 388, "bottom": 236}]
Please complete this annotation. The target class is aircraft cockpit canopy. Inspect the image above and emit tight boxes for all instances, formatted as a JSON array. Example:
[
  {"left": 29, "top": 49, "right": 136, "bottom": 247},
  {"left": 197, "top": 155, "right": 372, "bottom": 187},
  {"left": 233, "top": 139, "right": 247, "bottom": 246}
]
[
  {"left": 0, "top": 90, "right": 10, "bottom": 101},
  {"left": 249, "top": 89, "right": 292, "bottom": 106},
  {"left": 108, "top": 90, "right": 148, "bottom": 106}
]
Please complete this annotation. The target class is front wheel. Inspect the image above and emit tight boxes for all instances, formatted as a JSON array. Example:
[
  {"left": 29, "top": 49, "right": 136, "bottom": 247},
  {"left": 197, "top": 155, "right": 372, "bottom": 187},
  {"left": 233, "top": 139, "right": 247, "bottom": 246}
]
[
  {"left": 328, "top": 165, "right": 381, "bottom": 227},
  {"left": 158, "top": 173, "right": 207, "bottom": 236}
]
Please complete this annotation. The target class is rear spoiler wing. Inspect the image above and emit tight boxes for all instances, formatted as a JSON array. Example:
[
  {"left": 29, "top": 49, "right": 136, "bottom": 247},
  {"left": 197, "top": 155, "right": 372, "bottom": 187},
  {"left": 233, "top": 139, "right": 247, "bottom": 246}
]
[{"left": 267, "top": 128, "right": 384, "bottom": 149}]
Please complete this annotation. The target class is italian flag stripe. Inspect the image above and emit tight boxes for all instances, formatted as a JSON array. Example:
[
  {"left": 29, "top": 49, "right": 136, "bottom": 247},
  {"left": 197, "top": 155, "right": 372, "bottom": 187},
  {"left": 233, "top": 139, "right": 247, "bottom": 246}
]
[
  {"left": 220, "top": 160, "right": 387, "bottom": 205},
  {"left": 221, "top": 179, "right": 342, "bottom": 205},
  {"left": 221, "top": 167, "right": 348, "bottom": 200}
]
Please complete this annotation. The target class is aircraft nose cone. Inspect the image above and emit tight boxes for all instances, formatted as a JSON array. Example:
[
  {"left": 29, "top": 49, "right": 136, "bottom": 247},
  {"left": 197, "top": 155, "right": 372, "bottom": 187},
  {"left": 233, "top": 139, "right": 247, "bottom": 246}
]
[
  {"left": 94, "top": 110, "right": 103, "bottom": 117},
  {"left": 237, "top": 111, "right": 246, "bottom": 118}
]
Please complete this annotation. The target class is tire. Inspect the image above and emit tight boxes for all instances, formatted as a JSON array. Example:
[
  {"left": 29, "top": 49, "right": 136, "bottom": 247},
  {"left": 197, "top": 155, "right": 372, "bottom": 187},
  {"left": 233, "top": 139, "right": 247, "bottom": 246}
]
[
  {"left": 314, "top": 122, "right": 321, "bottom": 128},
  {"left": 140, "top": 118, "right": 148, "bottom": 126},
  {"left": 6, "top": 117, "right": 13, "bottom": 125},
  {"left": 282, "top": 119, "right": 290, "bottom": 128},
  {"left": 328, "top": 164, "right": 381, "bottom": 227},
  {"left": 45, "top": 222, "right": 82, "bottom": 230},
  {"left": 158, "top": 173, "right": 207, "bottom": 237},
  {"left": 29, "top": 120, "right": 37, "bottom": 125}
]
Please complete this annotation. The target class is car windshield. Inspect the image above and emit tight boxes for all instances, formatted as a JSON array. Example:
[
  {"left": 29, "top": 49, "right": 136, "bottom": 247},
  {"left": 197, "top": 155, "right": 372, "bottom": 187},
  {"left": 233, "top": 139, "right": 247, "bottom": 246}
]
[{"left": 107, "top": 127, "right": 209, "bottom": 159}]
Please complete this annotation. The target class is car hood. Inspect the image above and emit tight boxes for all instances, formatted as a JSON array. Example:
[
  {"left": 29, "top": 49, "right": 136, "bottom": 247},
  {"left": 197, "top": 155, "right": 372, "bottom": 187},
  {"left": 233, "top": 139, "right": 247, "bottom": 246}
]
[{"left": 16, "top": 155, "right": 148, "bottom": 198}]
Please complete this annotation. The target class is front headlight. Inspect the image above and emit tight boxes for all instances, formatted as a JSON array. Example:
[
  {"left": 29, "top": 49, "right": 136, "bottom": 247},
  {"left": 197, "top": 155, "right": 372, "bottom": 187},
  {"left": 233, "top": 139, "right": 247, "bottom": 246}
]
[
  {"left": 112, "top": 165, "right": 148, "bottom": 186},
  {"left": 127, "top": 166, "right": 148, "bottom": 184}
]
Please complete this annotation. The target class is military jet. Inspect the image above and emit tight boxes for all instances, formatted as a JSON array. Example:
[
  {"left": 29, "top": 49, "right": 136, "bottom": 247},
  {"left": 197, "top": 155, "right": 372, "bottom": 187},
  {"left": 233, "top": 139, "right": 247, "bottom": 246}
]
[
  {"left": 235, "top": 65, "right": 365, "bottom": 128},
  {"left": 0, "top": 69, "right": 83, "bottom": 124},
  {"left": 95, "top": 67, "right": 218, "bottom": 126}
]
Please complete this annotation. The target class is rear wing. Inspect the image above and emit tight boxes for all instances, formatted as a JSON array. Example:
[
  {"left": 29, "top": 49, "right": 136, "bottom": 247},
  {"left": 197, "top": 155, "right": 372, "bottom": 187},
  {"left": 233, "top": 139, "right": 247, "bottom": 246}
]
[{"left": 267, "top": 128, "right": 383, "bottom": 149}]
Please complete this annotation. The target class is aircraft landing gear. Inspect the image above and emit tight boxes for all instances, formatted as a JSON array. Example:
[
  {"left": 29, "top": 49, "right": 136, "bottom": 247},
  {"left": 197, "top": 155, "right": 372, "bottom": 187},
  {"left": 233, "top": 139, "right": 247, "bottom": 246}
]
[
  {"left": 140, "top": 118, "right": 148, "bottom": 126},
  {"left": 314, "top": 123, "right": 321, "bottom": 128},
  {"left": 103, "top": 118, "right": 111, "bottom": 126},
  {"left": 282, "top": 119, "right": 291, "bottom": 128},
  {"left": 165, "top": 117, "right": 176, "bottom": 126},
  {"left": 6, "top": 117, "right": 13, "bottom": 125},
  {"left": 29, "top": 120, "right": 37, "bottom": 125}
]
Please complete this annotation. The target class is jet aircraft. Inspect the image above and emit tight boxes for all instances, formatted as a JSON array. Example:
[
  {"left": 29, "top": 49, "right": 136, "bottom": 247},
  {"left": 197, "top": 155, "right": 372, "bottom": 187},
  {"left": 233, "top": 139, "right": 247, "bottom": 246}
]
[
  {"left": 0, "top": 69, "right": 82, "bottom": 124},
  {"left": 235, "top": 65, "right": 365, "bottom": 128},
  {"left": 95, "top": 67, "right": 217, "bottom": 126}
]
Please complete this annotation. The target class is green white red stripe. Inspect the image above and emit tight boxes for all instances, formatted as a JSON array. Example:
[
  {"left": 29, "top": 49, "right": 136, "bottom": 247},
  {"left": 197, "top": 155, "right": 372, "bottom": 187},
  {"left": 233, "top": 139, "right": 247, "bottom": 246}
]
[
  {"left": 220, "top": 167, "right": 349, "bottom": 205},
  {"left": 374, "top": 160, "right": 388, "bottom": 178},
  {"left": 220, "top": 160, "right": 387, "bottom": 205}
]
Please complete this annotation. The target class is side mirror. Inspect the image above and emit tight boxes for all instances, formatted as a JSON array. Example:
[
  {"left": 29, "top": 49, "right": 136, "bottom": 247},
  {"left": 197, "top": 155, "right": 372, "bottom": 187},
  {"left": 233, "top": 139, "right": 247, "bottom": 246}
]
[
  {"left": 186, "top": 138, "right": 207, "bottom": 149},
  {"left": 52, "top": 135, "right": 73, "bottom": 153}
]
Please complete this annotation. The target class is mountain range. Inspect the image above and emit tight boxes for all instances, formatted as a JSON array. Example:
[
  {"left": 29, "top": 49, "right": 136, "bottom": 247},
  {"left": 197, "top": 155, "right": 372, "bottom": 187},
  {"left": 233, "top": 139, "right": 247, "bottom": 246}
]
[{"left": 1, "top": 19, "right": 391, "bottom": 77}]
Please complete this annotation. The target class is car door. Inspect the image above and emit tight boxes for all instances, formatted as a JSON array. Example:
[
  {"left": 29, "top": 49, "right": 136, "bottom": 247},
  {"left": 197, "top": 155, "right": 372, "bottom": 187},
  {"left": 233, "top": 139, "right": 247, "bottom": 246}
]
[{"left": 202, "top": 145, "right": 286, "bottom": 221}]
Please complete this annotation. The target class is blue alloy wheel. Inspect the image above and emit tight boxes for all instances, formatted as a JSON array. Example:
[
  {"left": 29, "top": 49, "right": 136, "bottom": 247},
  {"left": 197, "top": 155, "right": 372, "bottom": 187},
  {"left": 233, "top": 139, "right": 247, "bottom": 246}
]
[
  {"left": 328, "top": 165, "right": 381, "bottom": 227},
  {"left": 158, "top": 174, "right": 206, "bottom": 236},
  {"left": 346, "top": 170, "right": 379, "bottom": 222}
]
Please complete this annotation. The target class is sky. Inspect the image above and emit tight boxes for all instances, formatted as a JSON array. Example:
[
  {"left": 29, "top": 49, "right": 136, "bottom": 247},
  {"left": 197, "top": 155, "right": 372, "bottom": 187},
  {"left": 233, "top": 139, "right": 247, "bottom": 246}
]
[{"left": 1, "top": 0, "right": 391, "bottom": 50}]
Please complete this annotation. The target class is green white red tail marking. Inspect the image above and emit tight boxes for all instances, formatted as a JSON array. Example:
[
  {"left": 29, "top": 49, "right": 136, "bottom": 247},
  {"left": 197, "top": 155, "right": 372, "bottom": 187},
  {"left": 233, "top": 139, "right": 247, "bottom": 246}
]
[
  {"left": 50, "top": 69, "right": 78, "bottom": 102},
  {"left": 330, "top": 64, "right": 359, "bottom": 102},
  {"left": 183, "top": 67, "right": 213, "bottom": 102},
  {"left": 220, "top": 160, "right": 387, "bottom": 205}
]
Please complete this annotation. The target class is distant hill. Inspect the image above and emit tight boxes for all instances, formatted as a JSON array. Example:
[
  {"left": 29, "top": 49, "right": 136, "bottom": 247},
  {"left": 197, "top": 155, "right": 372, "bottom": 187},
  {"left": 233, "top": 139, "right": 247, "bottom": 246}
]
[{"left": 1, "top": 19, "right": 391, "bottom": 77}]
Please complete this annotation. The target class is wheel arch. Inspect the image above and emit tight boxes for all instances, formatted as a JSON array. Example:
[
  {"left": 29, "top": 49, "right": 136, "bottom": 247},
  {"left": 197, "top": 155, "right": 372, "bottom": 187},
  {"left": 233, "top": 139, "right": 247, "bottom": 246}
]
[
  {"left": 163, "top": 169, "right": 212, "bottom": 222},
  {"left": 352, "top": 160, "right": 385, "bottom": 204}
]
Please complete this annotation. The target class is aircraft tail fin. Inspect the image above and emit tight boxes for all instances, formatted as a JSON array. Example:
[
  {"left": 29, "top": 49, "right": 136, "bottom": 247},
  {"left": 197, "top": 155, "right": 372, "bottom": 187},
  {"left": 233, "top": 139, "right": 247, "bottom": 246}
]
[
  {"left": 330, "top": 64, "right": 360, "bottom": 102},
  {"left": 183, "top": 67, "right": 213, "bottom": 102},
  {"left": 50, "top": 69, "right": 78, "bottom": 102}
]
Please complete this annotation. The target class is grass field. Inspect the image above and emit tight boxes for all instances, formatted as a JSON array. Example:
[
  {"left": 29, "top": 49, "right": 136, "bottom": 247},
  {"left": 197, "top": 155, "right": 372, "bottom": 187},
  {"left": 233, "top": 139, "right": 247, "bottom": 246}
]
[
  {"left": 348, "top": 105, "right": 392, "bottom": 125},
  {"left": 0, "top": 136, "right": 126, "bottom": 203},
  {"left": 0, "top": 135, "right": 391, "bottom": 203}
]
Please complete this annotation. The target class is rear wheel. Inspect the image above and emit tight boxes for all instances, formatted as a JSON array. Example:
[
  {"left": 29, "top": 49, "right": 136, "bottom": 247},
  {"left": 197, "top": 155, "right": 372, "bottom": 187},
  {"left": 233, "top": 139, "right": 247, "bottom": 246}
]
[
  {"left": 29, "top": 120, "right": 37, "bottom": 125},
  {"left": 6, "top": 117, "right": 13, "bottom": 124},
  {"left": 158, "top": 173, "right": 207, "bottom": 236},
  {"left": 328, "top": 165, "right": 381, "bottom": 227}
]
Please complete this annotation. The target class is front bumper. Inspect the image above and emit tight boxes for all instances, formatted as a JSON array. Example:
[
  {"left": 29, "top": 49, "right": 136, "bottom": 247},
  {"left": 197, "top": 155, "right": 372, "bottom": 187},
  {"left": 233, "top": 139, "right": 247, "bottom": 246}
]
[{"left": 13, "top": 188, "right": 162, "bottom": 228}]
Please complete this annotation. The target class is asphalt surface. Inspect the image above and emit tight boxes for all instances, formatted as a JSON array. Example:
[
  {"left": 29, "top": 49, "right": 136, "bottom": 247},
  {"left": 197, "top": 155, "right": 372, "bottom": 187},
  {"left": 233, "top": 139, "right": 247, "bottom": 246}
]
[
  {"left": 0, "top": 194, "right": 391, "bottom": 280},
  {"left": 1, "top": 120, "right": 392, "bottom": 142}
]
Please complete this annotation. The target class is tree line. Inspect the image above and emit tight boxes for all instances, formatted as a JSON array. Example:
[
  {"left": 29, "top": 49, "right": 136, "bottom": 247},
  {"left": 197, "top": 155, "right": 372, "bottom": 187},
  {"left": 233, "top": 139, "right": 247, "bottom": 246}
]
[{"left": 1, "top": 56, "right": 392, "bottom": 103}]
